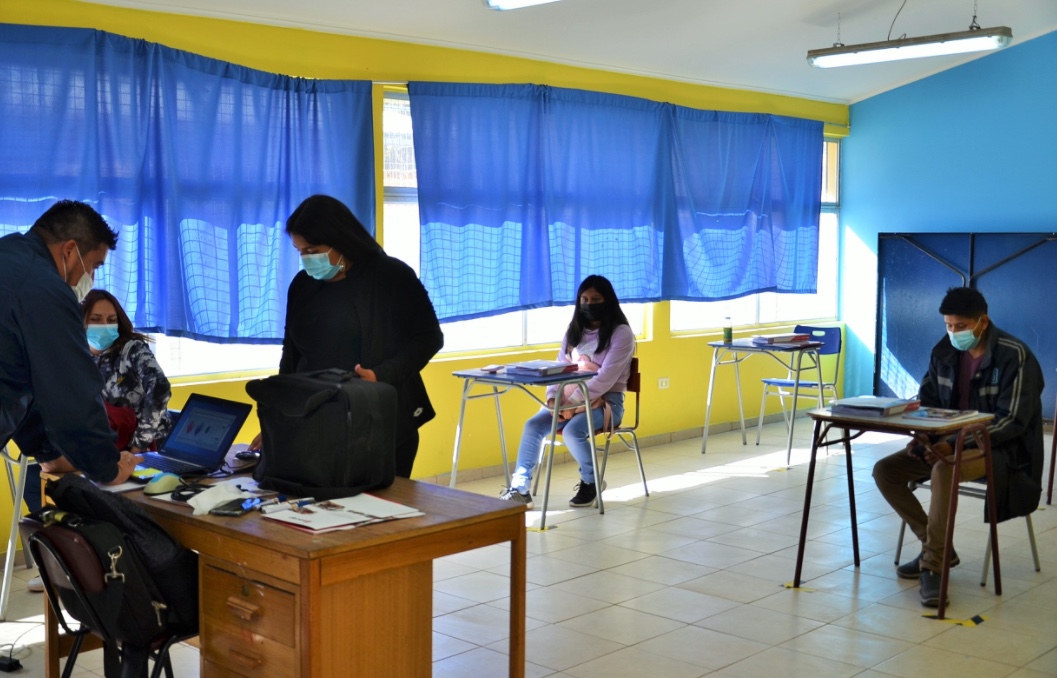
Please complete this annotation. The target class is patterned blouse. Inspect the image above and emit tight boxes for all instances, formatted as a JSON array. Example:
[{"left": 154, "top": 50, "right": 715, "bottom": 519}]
[{"left": 93, "top": 339, "right": 173, "bottom": 450}]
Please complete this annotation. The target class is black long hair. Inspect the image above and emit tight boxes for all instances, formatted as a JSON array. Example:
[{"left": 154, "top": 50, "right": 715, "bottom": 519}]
[
  {"left": 81, "top": 289, "right": 149, "bottom": 368},
  {"left": 285, "top": 195, "right": 383, "bottom": 267},
  {"left": 564, "top": 275, "right": 629, "bottom": 355}
]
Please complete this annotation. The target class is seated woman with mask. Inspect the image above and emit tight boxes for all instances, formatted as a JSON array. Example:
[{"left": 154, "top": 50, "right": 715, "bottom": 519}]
[
  {"left": 82, "top": 289, "right": 173, "bottom": 453},
  {"left": 500, "top": 275, "right": 636, "bottom": 509}
]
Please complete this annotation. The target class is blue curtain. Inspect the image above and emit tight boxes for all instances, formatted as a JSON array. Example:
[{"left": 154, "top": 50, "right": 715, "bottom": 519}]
[
  {"left": 0, "top": 24, "right": 374, "bottom": 343},
  {"left": 408, "top": 82, "right": 822, "bottom": 321}
]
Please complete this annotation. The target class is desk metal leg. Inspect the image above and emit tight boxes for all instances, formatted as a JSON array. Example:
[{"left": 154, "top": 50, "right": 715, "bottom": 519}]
[
  {"left": 493, "top": 385, "right": 511, "bottom": 486},
  {"left": 794, "top": 419, "right": 825, "bottom": 587},
  {"left": 578, "top": 384, "right": 604, "bottom": 516},
  {"left": 732, "top": 354, "right": 747, "bottom": 445},
  {"left": 536, "top": 402, "right": 565, "bottom": 531},
  {"left": 784, "top": 348, "right": 825, "bottom": 467},
  {"left": 701, "top": 348, "right": 720, "bottom": 454},
  {"left": 449, "top": 378, "right": 474, "bottom": 488},
  {"left": 841, "top": 427, "right": 860, "bottom": 568}
]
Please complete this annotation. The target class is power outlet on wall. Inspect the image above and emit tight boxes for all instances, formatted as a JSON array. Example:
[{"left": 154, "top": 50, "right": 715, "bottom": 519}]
[{"left": 658, "top": 378, "right": 670, "bottom": 390}]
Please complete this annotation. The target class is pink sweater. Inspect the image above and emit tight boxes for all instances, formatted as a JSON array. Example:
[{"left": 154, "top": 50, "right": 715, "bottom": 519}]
[{"left": 545, "top": 324, "right": 636, "bottom": 402}]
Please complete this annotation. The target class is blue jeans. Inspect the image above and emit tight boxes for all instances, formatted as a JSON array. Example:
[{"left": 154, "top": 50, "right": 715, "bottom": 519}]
[{"left": 509, "top": 392, "right": 624, "bottom": 493}]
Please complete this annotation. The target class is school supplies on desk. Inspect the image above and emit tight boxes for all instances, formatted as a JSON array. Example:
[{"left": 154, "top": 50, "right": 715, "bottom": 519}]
[
  {"left": 261, "top": 494, "right": 423, "bottom": 533},
  {"left": 902, "top": 407, "right": 980, "bottom": 423},
  {"left": 751, "top": 332, "right": 811, "bottom": 345},
  {"left": 504, "top": 360, "right": 578, "bottom": 377},
  {"left": 830, "top": 396, "right": 919, "bottom": 417}
]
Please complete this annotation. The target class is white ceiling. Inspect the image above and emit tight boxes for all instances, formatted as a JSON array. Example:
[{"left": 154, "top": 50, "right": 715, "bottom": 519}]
[{"left": 80, "top": 0, "right": 1057, "bottom": 104}]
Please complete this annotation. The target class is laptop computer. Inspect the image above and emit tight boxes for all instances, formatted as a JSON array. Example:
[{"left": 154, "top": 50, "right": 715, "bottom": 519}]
[{"left": 136, "top": 393, "right": 252, "bottom": 476}]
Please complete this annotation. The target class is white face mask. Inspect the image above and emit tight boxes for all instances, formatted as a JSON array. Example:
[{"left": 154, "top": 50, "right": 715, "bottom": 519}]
[{"left": 63, "top": 246, "right": 95, "bottom": 303}]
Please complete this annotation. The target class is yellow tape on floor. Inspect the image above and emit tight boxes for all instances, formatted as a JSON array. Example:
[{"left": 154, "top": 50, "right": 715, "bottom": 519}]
[{"left": 922, "top": 613, "right": 987, "bottom": 626}]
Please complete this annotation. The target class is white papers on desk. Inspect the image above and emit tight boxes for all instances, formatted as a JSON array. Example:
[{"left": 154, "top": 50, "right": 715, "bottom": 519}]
[{"left": 262, "top": 494, "right": 423, "bottom": 533}]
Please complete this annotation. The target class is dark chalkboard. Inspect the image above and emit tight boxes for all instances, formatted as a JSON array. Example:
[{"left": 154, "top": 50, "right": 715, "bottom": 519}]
[{"left": 876, "top": 233, "right": 1055, "bottom": 418}]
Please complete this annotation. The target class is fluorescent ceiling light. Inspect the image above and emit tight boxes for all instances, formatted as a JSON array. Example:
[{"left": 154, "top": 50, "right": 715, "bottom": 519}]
[
  {"left": 807, "top": 26, "right": 1012, "bottom": 68},
  {"left": 483, "top": 0, "right": 562, "bottom": 10}
]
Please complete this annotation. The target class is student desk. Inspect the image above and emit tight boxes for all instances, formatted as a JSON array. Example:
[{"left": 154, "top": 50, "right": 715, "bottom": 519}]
[
  {"left": 700, "top": 339, "right": 824, "bottom": 465},
  {"left": 43, "top": 477, "right": 527, "bottom": 678},
  {"left": 793, "top": 408, "right": 994, "bottom": 620},
  {"left": 450, "top": 368, "right": 598, "bottom": 530}
]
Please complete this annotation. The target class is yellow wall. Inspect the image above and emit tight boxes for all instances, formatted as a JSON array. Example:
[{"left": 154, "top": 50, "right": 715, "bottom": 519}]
[{"left": 1, "top": 0, "right": 849, "bottom": 483}]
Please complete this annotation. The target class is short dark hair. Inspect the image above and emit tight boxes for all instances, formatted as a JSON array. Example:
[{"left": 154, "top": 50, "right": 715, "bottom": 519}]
[
  {"left": 939, "top": 287, "right": 988, "bottom": 318},
  {"left": 29, "top": 200, "right": 118, "bottom": 253},
  {"left": 285, "top": 195, "right": 382, "bottom": 265}
]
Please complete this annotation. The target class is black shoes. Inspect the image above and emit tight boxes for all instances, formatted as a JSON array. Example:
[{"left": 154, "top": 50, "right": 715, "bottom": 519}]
[
  {"left": 569, "top": 481, "right": 601, "bottom": 507},
  {"left": 919, "top": 569, "right": 948, "bottom": 608},
  {"left": 896, "top": 550, "right": 959, "bottom": 579}
]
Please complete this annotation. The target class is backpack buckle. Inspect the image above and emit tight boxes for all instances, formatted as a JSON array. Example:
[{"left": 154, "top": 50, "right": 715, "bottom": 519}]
[{"left": 105, "top": 546, "right": 126, "bottom": 582}]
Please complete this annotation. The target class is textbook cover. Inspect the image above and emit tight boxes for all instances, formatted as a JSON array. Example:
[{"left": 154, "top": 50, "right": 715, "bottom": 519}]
[
  {"left": 504, "top": 360, "right": 578, "bottom": 376},
  {"left": 830, "top": 396, "right": 919, "bottom": 417},
  {"left": 751, "top": 333, "right": 811, "bottom": 345},
  {"left": 902, "top": 407, "right": 979, "bottom": 423}
]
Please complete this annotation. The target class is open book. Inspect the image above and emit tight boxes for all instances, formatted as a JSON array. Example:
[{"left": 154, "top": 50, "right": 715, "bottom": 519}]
[{"left": 902, "top": 407, "right": 980, "bottom": 423}]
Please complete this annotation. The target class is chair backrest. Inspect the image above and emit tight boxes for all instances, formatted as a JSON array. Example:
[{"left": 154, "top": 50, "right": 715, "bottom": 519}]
[
  {"left": 626, "top": 357, "right": 640, "bottom": 394},
  {"left": 794, "top": 325, "right": 841, "bottom": 355},
  {"left": 22, "top": 520, "right": 110, "bottom": 638},
  {"left": 793, "top": 324, "right": 842, "bottom": 385},
  {"left": 620, "top": 357, "right": 641, "bottom": 431}
]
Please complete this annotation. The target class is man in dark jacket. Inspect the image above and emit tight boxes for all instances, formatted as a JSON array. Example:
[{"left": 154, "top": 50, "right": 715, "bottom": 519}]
[
  {"left": 872, "top": 287, "right": 1044, "bottom": 607},
  {"left": 0, "top": 200, "right": 142, "bottom": 499}
]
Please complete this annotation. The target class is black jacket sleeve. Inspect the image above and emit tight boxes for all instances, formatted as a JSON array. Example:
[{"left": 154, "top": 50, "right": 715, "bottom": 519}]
[
  {"left": 18, "top": 277, "right": 119, "bottom": 482},
  {"left": 368, "top": 257, "right": 444, "bottom": 387}
]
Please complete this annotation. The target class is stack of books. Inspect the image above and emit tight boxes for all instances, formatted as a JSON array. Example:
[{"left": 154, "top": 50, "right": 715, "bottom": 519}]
[
  {"left": 751, "top": 332, "right": 811, "bottom": 345},
  {"left": 504, "top": 360, "right": 579, "bottom": 377},
  {"left": 829, "top": 396, "right": 919, "bottom": 417}
]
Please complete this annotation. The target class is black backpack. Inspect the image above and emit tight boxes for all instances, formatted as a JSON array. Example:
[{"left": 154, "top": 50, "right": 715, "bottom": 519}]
[
  {"left": 246, "top": 368, "right": 398, "bottom": 499},
  {"left": 40, "top": 474, "right": 199, "bottom": 636}
]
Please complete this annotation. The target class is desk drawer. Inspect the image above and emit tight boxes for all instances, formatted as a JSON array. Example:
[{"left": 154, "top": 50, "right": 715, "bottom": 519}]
[
  {"left": 202, "top": 618, "right": 297, "bottom": 677},
  {"left": 202, "top": 564, "right": 296, "bottom": 647}
]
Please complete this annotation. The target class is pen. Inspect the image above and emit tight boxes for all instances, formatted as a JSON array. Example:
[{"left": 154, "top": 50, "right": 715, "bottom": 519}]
[{"left": 259, "top": 498, "right": 315, "bottom": 514}]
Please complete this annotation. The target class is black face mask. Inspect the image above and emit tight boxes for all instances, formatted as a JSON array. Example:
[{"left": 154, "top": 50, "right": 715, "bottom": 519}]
[{"left": 580, "top": 303, "right": 605, "bottom": 322}]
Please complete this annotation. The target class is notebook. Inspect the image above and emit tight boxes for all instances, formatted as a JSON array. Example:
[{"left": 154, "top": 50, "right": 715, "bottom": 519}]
[{"left": 136, "top": 394, "right": 252, "bottom": 476}]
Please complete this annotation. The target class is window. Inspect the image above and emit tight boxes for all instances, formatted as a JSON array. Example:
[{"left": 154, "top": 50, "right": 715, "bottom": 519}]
[
  {"left": 670, "top": 137, "right": 840, "bottom": 332},
  {"left": 383, "top": 93, "right": 644, "bottom": 354}
]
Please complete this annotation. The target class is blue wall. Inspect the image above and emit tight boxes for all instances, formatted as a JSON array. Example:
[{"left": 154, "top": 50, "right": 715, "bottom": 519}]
[{"left": 840, "top": 30, "right": 1057, "bottom": 398}]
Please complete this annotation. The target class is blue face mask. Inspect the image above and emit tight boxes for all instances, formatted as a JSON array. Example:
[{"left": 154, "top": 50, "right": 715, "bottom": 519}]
[
  {"left": 301, "top": 249, "right": 343, "bottom": 281},
  {"left": 86, "top": 323, "right": 119, "bottom": 351},
  {"left": 948, "top": 320, "right": 981, "bottom": 351}
]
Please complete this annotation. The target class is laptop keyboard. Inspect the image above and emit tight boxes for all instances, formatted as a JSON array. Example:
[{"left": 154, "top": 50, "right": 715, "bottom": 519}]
[{"left": 141, "top": 454, "right": 198, "bottom": 474}]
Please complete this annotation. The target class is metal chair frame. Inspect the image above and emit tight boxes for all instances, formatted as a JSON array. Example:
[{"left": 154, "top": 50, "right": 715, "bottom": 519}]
[
  {"left": 755, "top": 325, "right": 842, "bottom": 445},
  {"left": 894, "top": 478, "right": 1041, "bottom": 588},
  {"left": 1, "top": 444, "right": 32, "bottom": 622},
  {"left": 24, "top": 520, "right": 194, "bottom": 678},
  {"left": 533, "top": 357, "right": 649, "bottom": 504}
]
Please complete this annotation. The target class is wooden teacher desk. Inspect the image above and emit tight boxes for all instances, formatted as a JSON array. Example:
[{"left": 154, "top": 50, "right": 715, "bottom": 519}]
[{"left": 44, "top": 477, "right": 527, "bottom": 678}]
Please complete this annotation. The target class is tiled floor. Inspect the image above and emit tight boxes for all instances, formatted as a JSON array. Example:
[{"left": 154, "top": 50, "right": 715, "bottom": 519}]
[{"left": 2, "top": 420, "right": 1055, "bottom": 677}]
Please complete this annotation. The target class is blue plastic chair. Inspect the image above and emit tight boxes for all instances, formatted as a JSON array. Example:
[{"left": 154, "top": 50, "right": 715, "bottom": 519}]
[{"left": 755, "top": 325, "right": 842, "bottom": 445}]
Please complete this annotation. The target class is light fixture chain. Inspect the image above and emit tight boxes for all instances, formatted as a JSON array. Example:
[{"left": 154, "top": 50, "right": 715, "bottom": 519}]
[{"left": 888, "top": 0, "right": 908, "bottom": 41}]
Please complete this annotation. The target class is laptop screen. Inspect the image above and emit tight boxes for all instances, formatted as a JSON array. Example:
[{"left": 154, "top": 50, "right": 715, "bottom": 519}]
[{"left": 159, "top": 394, "right": 252, "bottom": 468}]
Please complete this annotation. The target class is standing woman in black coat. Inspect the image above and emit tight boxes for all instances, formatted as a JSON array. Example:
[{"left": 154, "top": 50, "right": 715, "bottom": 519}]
[{"left": 251, "top": 194, "right": 444, "bottom": 477}]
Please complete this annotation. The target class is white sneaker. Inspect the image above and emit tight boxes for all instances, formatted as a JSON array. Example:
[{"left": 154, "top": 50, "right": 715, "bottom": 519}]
[
  {"left": 27, "top": 576, "right": 44, "bottom": 593},
  {"left": 499, "top": 487, "right": 534, "bottom": 509}
]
